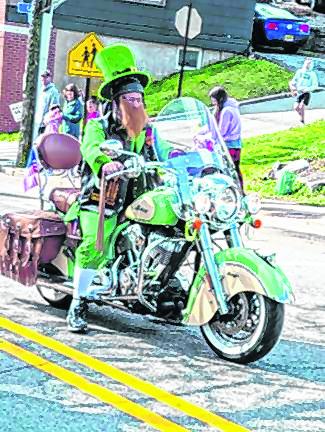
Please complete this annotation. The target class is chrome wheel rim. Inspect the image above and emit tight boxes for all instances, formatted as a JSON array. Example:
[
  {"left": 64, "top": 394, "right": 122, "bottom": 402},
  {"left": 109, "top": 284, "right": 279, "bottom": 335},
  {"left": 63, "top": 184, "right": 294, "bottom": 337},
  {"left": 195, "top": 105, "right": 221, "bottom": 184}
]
[
  {"left": 202, "top": 293, "right": 266, "bottom": 357},
  {"left": 37, "top": 285, "right": 68, "bottom": 302}
]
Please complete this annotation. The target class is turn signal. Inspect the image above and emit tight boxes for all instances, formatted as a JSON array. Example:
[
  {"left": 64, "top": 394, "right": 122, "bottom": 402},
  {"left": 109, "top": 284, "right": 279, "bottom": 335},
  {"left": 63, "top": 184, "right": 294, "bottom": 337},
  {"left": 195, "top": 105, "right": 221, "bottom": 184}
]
[
  {"left": 193, "top": 218, "right": 203, "bottom": 231},
  {"left": 252, "top": 219, "right": 262, "bottom": 229}
]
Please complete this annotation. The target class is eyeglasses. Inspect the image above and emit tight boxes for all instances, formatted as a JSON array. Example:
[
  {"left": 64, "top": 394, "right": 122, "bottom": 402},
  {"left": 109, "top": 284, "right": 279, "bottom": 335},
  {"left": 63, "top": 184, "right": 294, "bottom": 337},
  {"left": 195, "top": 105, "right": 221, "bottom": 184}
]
[{"left": 121, "top": 95, "right": 143, "bottom": 104}]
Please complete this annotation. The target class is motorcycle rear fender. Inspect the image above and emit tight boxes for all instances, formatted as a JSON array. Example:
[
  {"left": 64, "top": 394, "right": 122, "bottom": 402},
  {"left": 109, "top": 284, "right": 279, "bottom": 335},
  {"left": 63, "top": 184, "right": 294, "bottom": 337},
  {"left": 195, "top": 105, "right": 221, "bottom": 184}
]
[
  {"left": 47, "top": 248, "right": 74, "bottom": 278},
  {"left": 182, "top": 247, "right": 294, "bottom": 326}
]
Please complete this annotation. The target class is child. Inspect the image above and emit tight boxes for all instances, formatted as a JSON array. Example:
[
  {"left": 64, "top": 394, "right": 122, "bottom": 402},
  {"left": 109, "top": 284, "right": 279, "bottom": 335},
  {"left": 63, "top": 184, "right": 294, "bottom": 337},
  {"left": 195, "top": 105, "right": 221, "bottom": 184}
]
[
  {"left": 209, "top": 86, "right": 244, "bottom": 191},
  {"left": 44, "top": 104, "right": 63, "bottom": 134},
  {"left": 85, "top": 96, "right": 100, "bottom": 123}
]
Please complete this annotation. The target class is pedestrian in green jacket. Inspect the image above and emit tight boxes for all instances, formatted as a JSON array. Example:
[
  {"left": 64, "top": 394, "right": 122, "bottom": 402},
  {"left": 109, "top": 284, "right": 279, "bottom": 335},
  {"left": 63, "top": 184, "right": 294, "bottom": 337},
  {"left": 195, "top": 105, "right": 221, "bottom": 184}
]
[
  {"left": 62, "top": 83, "right": 83, "bottom": 139},
  {"left": 65, "top": 44, "right": 172, "bottom": 333}
]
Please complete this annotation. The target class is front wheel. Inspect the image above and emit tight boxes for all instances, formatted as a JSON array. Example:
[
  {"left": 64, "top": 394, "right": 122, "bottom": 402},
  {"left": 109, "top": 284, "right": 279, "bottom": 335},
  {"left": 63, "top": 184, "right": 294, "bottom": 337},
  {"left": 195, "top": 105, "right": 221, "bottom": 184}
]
[{"left": 201, "top": 293, "right": 284, "bottom": 364}]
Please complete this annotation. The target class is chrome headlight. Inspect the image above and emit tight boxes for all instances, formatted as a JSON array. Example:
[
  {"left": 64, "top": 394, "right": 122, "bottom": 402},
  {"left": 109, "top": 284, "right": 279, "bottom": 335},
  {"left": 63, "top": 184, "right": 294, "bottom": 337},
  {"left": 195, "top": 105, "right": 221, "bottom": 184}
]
[
  {"left": 194, "top": 192, "right": 212, "bottom": 214},
  {"left": 214, "top": 187, "right": 239, "bottom": 221},
  {"left": 244, "top": 193, "right": 261, "bottom": 215}
]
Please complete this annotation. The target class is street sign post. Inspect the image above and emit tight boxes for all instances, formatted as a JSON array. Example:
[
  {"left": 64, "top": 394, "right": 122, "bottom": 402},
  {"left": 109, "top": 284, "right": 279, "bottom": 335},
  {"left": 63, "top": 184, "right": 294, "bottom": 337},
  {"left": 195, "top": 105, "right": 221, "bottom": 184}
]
[
  {"left": 9, "top": 101, "right": 24, "bottom": 123},
  {"left": 175, "top": 5, "right": 202, "bottom": 39},
  {"left": 67, "top": 33, "right": 104, "bottom": 79},
  {"left": 67, "top": 33, "right": 105, "bottom": 135},
  {"left": 175, "top": 4, "right": 202, "bottom": 98}
]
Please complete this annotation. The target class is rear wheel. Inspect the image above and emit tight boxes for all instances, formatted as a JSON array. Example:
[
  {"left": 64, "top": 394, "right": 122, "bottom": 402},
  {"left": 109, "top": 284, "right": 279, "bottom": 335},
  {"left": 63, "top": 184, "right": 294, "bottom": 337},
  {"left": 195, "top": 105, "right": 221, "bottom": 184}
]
[
  {"left": 37, "top": 265, "right": 72, "bottom": 310},
  {"left": 283, "top": 43, "right": 300, "bottom": 54},
  {"left": 37, "top": 285, "right": 72, "bottom": 309},
  {"left": 201, "top": 293, "right": 284, "bottom": 364}
]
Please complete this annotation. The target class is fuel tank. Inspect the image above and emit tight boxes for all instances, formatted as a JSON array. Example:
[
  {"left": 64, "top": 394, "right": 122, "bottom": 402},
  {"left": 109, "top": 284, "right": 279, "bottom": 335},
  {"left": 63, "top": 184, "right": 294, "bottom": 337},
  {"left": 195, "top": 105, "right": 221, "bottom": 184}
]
[{"left": 125, "top": 188, "right": 179, "bottom": 225}]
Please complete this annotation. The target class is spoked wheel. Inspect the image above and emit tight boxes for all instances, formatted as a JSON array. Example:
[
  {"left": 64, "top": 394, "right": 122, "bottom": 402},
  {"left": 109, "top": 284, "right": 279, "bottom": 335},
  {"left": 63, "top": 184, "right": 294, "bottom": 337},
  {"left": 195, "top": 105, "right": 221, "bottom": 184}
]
[
  {"left": 201, "top": 292, "right": 284, "bottom": 364},
  {"left": 36, "top": 265, "right": 72, "bottom": 310},
  {"left": 37, "top": 284, "right": 72, "bottom": 310}
]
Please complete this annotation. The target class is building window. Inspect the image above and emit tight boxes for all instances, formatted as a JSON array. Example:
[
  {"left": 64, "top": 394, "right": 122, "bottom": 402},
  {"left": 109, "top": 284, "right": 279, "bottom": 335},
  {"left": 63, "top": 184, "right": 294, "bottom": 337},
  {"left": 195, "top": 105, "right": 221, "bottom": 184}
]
[
  {"left": 121, "top": 0, "right": 167, "bottom": 6},
  {"left": 177, "top": 48, "right": 202, "bottom": 70}
]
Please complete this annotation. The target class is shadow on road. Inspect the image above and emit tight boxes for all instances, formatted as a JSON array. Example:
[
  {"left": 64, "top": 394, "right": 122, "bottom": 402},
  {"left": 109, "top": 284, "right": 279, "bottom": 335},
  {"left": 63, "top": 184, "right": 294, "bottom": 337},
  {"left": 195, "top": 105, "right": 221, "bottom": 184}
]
[
  {"left": 250, "top": 338, "right": 325, "bottom": 383},
  {"left": 9, "top": 294, "right": 325, "bottom": 387}
]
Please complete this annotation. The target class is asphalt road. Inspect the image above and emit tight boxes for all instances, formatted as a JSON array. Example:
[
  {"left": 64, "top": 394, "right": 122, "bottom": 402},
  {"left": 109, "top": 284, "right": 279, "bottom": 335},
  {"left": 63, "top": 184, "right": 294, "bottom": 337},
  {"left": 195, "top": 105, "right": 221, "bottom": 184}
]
[{"left": 0, "top": 194, "right": 324, "bottom": 432}]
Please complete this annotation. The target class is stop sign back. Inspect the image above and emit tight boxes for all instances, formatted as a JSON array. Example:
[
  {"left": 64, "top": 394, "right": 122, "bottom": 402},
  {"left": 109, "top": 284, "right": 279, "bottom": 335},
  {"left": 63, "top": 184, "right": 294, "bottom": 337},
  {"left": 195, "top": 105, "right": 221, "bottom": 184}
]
[{"left": 175, "top": 6, "right": 202, "bottom": 39}]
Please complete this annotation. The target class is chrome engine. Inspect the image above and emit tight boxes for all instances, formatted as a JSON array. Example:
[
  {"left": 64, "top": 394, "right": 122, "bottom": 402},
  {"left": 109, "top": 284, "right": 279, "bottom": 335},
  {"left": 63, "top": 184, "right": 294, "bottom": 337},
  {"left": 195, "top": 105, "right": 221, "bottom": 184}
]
[
  {"left": 146, "top": 231, "right": 185, "bottom": 279},
  {"left": 113, "top": 225, "right": 187, "bottom": 316}
]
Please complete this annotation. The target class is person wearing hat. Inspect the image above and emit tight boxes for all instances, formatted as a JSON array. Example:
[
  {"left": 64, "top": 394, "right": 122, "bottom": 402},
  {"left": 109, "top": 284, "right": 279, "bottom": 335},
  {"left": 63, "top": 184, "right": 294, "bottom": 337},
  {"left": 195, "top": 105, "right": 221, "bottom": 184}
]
[
  {"left": 65, "top": 44, "right": 172, "bottom": 333},
  {"left": 35, "top": 69, "right": 60, "bottom": 134}
]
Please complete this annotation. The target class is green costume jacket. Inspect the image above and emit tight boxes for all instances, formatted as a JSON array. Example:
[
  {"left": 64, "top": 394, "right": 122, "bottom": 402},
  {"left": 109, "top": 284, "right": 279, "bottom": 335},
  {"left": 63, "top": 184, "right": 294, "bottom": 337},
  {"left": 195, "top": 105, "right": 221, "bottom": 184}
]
[{"left": 79, "top": 115, "right": 172, "bottom": 215}]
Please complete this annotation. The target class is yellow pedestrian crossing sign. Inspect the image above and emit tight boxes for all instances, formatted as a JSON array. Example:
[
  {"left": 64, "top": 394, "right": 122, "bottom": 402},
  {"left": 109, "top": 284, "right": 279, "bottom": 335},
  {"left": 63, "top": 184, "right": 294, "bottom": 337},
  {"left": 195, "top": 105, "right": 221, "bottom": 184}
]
[{"left": 67, "top": 33, "right": 104, "bottom": 78}]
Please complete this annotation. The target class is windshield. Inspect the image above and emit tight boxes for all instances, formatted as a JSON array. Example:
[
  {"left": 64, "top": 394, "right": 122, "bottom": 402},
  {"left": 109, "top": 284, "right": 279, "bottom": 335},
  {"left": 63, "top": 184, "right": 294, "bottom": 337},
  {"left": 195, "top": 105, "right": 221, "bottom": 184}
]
[
  {"left": 152, "top": 97, "right": 239, "bottom": 184},
  {"left": 255, "top": 3, "right": 298, "bottom": 20}
]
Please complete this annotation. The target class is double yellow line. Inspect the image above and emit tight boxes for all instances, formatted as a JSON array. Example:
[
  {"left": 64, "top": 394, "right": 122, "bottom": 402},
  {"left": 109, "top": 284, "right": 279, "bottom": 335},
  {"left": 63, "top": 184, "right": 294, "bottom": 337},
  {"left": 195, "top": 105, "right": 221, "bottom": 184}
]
[{"left": 0, "top": 316, "right": 250, "bottom": 432}]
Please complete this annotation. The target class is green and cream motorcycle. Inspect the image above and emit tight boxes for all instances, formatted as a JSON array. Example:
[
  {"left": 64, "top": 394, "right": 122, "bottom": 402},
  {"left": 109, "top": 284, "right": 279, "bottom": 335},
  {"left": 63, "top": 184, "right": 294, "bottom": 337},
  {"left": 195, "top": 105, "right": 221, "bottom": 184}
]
[{"left": 37, "top": 97, "right": 294, "bottom": 364}]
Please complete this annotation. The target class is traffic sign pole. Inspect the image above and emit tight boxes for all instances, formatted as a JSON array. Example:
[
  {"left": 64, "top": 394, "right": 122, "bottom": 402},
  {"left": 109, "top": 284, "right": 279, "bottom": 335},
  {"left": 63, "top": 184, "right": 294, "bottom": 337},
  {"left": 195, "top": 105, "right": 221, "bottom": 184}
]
[
  {"left": 177, "top": 3, "right": 192, "bottom": 98},
  {"left": 82, "top": 77, "right": 91, "bottom": 137}
]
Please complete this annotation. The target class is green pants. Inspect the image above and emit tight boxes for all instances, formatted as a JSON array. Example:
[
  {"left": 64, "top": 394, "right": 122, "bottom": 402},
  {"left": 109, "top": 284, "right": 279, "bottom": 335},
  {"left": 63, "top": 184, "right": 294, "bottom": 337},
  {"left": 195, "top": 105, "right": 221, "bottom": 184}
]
[{"left": 75, "top": 210, "right": 117, "bottom": 269}]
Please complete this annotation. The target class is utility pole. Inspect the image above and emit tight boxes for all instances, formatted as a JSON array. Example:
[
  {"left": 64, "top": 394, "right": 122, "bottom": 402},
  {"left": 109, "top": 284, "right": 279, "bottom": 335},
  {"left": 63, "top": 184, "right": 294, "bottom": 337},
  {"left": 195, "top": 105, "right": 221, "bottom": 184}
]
[{"left": 16, "top": 0, "right": 66, "bottom": 167}]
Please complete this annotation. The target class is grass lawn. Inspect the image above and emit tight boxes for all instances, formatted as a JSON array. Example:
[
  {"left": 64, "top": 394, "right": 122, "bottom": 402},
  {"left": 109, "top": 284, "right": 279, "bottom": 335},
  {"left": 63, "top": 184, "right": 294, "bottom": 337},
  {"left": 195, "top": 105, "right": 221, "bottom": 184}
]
[
  {"left": 145, "top": 56, "right": 293, "bottom": 116},
  {"left": 0, "top": 132, "right": 20, "bottom": 141},
  {"left": 242, "top": 121, "right": 325, "bottom": 206}
]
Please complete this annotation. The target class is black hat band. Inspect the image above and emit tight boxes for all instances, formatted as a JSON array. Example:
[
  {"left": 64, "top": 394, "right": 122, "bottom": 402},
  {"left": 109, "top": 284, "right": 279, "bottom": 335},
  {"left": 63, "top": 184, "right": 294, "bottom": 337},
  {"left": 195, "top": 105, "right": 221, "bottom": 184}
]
[{"left": 112, "top": 79, "right": 144, "bottom": 100}]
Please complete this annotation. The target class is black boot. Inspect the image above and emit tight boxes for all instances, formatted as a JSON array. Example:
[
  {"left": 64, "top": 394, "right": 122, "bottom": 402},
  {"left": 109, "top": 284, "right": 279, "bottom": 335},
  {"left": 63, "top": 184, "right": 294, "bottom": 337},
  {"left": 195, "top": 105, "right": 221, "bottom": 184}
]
[{"left": 66, "top": 297, "right": 88, "bottom": 333}]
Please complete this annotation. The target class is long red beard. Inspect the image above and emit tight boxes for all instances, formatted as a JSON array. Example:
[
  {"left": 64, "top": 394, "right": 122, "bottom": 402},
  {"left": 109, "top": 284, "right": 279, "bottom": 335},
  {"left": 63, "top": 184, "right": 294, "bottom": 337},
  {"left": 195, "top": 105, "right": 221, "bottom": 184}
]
[{"left": 119, "top": 99, "right": 148, "bottom": 138}]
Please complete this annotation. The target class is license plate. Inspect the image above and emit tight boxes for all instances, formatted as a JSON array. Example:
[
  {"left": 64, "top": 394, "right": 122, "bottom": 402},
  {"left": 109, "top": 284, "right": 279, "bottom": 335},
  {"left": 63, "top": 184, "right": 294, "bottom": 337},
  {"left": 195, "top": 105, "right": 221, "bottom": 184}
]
[{"left": 284, "top": 35, "right": 294, "bottom": 41}]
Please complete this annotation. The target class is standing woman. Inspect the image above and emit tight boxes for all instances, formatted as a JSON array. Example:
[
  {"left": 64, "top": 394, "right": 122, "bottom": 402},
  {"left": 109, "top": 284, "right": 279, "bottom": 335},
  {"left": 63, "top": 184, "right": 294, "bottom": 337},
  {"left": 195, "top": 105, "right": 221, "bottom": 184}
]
[
  {"left": 209, "top": 86, "right": 244, "bottom": 191},
  {"left": 62, "top": 83, "right": 83, "bottom": 139}
]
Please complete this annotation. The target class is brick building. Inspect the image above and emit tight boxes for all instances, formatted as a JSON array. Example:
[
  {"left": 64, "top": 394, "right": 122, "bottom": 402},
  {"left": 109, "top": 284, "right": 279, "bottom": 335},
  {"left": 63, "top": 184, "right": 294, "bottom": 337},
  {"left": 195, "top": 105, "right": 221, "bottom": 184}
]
[{"left": 0, "top": 1, "right": 56, "bottom": 133}]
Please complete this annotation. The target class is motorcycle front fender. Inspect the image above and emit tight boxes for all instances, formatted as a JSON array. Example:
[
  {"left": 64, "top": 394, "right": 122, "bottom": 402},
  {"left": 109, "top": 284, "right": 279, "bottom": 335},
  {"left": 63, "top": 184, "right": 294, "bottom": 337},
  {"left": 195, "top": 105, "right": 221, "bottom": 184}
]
[{"left": 182, "top": 247, "right": 294, "bottom": 326}]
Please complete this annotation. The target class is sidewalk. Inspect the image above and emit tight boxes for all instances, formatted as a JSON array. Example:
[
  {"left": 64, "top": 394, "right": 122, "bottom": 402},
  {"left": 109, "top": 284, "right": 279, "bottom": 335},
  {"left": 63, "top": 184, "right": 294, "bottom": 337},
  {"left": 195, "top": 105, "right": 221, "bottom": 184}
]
[{"left": 241, "top": 108, "right": 325, "bottom": 138}]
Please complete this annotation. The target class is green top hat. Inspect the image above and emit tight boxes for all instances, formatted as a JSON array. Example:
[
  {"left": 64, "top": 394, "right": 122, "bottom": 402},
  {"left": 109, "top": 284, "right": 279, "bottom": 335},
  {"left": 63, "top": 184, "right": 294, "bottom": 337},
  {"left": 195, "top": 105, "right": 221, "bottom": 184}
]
[{"left": 95, "top": 44, "right": 151, "bottom": 100}]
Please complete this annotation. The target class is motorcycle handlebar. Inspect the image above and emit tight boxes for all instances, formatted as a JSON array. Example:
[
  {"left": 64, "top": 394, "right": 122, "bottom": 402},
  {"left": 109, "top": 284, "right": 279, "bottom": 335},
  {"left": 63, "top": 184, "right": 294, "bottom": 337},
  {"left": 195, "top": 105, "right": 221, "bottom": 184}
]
[{"left": 104, "top": 150, "right": 177, "bottom": 181}]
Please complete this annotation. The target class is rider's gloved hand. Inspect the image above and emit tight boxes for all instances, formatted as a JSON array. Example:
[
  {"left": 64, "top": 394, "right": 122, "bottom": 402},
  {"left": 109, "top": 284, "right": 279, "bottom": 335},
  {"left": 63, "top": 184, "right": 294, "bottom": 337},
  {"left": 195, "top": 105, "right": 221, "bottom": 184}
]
[{"left": 101, "top": 161, "right": 124, "bottom": 177}]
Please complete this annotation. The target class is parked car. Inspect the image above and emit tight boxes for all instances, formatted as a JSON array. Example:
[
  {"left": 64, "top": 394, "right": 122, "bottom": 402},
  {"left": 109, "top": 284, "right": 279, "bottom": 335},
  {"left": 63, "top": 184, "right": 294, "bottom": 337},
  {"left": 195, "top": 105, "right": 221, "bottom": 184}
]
[
  {"left": 295, "top": 0, "right": 325, "bottom": 13},
  {"left": 252, "top": 2, "right": 311, "bottom": 53}
]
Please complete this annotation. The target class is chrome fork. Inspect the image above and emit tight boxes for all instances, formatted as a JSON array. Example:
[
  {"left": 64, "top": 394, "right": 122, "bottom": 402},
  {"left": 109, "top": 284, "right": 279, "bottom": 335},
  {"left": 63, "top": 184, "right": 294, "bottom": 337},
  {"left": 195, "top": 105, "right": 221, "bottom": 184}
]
[{"left": 199, "top": 223, "right": 229, "bottom": 315}]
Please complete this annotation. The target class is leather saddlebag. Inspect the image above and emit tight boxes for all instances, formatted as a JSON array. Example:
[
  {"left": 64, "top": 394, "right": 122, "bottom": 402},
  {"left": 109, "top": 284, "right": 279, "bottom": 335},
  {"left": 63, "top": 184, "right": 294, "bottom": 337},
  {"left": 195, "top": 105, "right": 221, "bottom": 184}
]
[{"left": 0, "top": 211, "right": 66, "bottom": 286}]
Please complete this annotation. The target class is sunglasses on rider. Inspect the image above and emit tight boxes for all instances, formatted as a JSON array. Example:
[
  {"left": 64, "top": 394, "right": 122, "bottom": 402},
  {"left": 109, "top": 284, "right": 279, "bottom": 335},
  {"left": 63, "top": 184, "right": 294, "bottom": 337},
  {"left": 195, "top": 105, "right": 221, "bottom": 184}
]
[{"left": 121, "top": 95, "right": 143, "bottom": 104}]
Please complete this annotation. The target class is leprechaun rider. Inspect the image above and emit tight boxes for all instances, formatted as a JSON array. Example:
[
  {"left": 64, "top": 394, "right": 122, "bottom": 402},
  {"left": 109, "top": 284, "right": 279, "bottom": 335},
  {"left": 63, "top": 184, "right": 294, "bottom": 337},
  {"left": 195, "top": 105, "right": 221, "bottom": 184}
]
[{"left": 66, "top": 44, "right": 172, "bottom": 333}]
